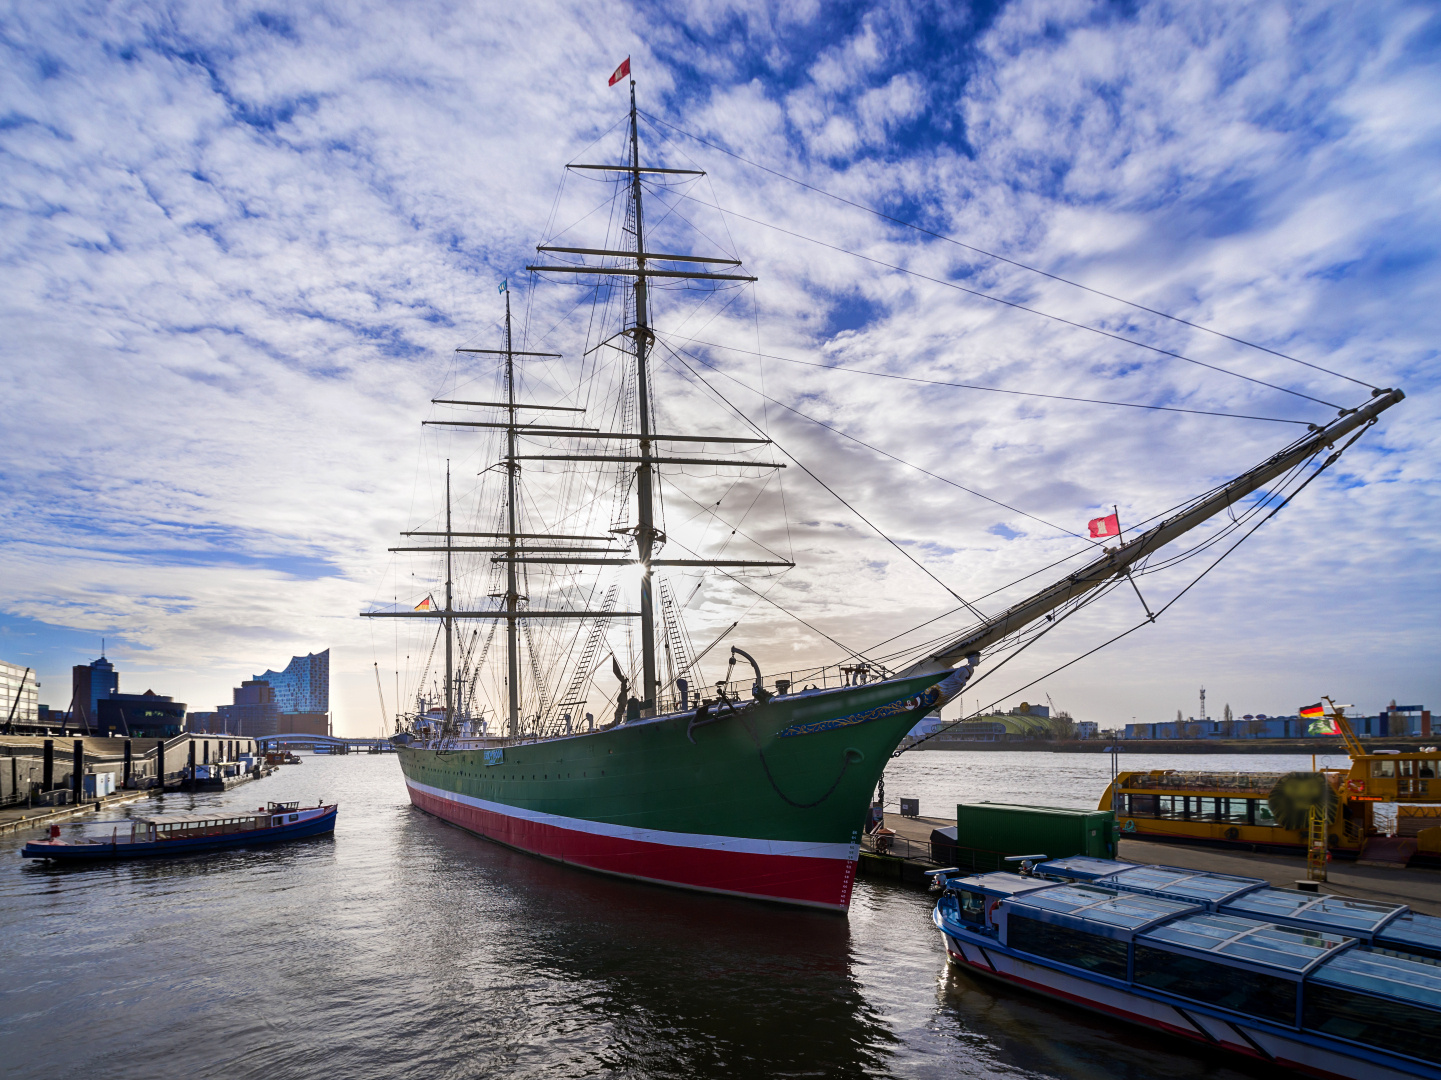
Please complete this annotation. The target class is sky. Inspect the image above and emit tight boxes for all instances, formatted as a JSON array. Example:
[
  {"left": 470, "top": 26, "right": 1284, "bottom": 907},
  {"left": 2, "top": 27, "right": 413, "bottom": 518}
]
[{"left": 1, "top": 0, "right": 1438, "bottom": 735}]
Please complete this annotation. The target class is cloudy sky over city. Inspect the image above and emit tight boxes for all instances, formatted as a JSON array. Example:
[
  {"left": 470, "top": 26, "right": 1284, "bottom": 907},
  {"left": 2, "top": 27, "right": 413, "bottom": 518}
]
[{"left": 2, "top": 0, "right": 1437, "bottom": 733}]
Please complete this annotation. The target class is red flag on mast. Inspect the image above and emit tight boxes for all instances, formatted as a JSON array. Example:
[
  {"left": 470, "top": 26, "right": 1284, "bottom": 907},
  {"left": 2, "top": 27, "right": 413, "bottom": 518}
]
[
  {"left": 1087, "top": 513, "right": 1120, "bottom": 539},
  {"left": 608, "top": 57, "right": 631, "bottom": 86}
]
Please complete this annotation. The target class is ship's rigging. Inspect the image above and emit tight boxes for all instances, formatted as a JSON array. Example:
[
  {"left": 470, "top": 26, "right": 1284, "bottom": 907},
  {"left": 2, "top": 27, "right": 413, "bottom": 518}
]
[{"left": 363, "top": 74, "right": 1401, "bottom": 750}]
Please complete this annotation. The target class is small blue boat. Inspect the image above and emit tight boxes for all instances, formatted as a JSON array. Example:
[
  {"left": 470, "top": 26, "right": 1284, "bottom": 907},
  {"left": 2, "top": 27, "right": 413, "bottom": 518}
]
[
  {"left": 931, "top": 859, "right": 1441, "bottom": 1080},
  {"left": 21, "top": 801, "right": 337, "bottom": 862}
]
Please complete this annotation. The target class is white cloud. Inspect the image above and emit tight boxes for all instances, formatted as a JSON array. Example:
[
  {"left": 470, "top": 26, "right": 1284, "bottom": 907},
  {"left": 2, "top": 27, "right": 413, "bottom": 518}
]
[{"left": 1, "top": 0, "right": 1437, "bottom": 733}]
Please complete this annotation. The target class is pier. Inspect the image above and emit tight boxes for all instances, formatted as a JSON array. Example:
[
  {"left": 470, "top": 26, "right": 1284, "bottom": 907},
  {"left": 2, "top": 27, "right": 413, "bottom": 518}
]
[
  {"left": 0, "top": 733, "right": 270, "bottom": 835},
  {"left": 858, "top": 812, "right": 1441, "bottom": 916}
]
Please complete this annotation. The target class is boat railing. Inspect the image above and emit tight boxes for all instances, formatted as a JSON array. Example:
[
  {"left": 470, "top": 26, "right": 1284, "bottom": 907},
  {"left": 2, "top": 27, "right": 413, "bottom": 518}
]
[
  {"left": 649, "top": 662, "right": 898, "bottom": 717},
  {"left": 860, "top": 832, "right": 939, "bottom": 864},
  {"left": 859, "top": 832, "right": 1030, "bottom": 874},
  {"left": 1120, "top": 772, "right": 1292, "bottom": 793}
]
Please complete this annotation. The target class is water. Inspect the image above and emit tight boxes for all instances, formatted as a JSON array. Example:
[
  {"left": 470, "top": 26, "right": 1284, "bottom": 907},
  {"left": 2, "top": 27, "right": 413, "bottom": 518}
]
[
  {"left": 0, "top": 754, "right": 1293, "bottom": 1079},
  {"left": 882, "top": 748, "right": 1349, "bottom": 816}
]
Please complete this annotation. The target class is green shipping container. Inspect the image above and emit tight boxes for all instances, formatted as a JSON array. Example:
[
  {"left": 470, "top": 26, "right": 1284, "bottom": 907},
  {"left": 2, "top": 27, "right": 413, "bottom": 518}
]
[{"left": 955, "top": 802, "right": 1117, "bottom": 863}]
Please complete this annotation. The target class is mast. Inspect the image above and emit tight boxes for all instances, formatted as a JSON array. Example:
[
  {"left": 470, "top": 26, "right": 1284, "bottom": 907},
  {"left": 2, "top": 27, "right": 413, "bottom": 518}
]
[
  {"left": 504, "top": 290, "right": 522, "bottom": 737},
  {"left": 444, "top": 462, "right": 454, "bottom": 736},
  {"left": 627, "top": 76, "right": 659, "bottom": 715}
]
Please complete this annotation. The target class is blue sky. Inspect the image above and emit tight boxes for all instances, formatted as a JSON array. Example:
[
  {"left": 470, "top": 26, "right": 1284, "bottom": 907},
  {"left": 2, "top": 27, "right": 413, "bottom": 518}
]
[{"left": 1, "top": 0, "right": 1437, "bottom": 732}]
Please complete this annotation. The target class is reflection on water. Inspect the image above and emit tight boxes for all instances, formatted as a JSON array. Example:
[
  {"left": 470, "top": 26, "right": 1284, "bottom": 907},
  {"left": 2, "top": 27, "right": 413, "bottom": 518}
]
[{"left": 2, "top": 754, "right": 1280, "bottom": 1079}]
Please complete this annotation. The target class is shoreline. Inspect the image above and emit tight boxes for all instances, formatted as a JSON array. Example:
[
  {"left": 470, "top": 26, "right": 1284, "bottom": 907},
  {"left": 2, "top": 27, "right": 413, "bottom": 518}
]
[{"left": 905, "top": 736, "right": 1431, "bottom": 755}]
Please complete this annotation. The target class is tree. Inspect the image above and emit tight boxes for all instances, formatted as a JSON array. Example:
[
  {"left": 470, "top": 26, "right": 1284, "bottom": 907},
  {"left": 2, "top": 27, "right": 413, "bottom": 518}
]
[
  {"left": 1176, "top": 709, "right": 1183, "bottom": 724},
  {"left": 1224, "top": 703, "right": 1233, "bottom": 724}
]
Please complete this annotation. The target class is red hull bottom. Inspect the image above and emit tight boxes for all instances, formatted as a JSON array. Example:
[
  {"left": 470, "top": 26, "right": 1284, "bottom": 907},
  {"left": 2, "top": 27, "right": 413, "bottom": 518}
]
[{"left": 407, "top": 783, "right": 856, "bottom": 911}]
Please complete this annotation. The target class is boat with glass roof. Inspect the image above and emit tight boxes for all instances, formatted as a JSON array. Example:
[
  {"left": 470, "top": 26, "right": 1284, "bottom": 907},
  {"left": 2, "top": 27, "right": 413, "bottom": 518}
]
[
  {"left": 931, "top": 866, "right": 1441, "bottom": 1078},
  {"left": 1034, "top": 854, "right": 1441, "bottom": 961}
]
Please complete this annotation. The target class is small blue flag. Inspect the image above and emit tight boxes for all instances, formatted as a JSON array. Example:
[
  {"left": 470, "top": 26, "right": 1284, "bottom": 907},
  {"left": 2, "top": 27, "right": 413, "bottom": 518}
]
[{"left": 498, "top": 280, "right": 507, "bottom": 294}]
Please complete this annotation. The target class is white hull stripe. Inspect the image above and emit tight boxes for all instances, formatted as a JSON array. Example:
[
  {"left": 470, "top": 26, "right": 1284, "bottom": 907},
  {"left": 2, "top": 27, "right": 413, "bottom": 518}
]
[{"left": 406, "top": 778, "right": 856, "bottom": 861}]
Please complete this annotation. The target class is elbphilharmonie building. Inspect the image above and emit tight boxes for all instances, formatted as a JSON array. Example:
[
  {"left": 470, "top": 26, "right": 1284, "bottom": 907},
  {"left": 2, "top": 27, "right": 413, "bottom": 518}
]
[{"left": 258, "top": 650, "right": 329, "bottom": 715}]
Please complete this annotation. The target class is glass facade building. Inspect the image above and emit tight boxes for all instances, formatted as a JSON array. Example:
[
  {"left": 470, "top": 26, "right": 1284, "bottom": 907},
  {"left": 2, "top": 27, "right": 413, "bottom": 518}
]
[
  {"left": 257, "top": 650, "right": 329, "bottom": 715},
  {"left": 215, "top": 651, "right": 329, "bottom": 738}
]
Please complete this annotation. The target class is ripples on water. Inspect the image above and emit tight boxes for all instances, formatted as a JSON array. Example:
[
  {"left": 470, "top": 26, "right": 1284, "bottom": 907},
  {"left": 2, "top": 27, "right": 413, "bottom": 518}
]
[{"left": 1, "top": 754, "right": 1285, "bottom": 1079}]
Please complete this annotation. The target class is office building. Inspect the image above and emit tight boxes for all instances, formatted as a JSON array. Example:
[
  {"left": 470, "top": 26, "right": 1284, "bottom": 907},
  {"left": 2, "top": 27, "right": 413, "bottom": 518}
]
[
  {"left": 1, "top": 659, "right": 39, "bottom": 728},
  {"left": 96, "top": 690, "right": 187, "bottom": 738},
  {"left": 72, "top": 654, "right": 119, "bottom": 732}
]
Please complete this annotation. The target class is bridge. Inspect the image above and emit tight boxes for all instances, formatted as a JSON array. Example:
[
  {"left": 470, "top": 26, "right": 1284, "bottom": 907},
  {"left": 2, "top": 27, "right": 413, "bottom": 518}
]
[{"left": 259, "top": 733, "right": 396, "bottom": 752}]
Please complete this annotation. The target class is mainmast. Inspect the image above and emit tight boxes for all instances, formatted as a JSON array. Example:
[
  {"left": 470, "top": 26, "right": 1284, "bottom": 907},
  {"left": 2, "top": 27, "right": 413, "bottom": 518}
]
[
  {"left": 503, "top": 291, "right": 522, "bottom": 737},
  {"left": 444, "top": 462, "right": 454, "bottom": 734},
  {"left": 524, "top": 75, "right": 786, "bottom": 722},
  {"left": 627, "top": 76, "right": 660, "bottom": 713}
]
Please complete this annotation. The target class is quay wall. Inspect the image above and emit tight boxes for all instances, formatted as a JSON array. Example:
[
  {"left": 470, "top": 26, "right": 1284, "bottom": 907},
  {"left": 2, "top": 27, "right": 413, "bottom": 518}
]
[
  {"left": 907, "top": 736, "right": 1430, "bottom": 755},
  {"left": 1, "top": 734, "right": 258, "bottom": 806}
]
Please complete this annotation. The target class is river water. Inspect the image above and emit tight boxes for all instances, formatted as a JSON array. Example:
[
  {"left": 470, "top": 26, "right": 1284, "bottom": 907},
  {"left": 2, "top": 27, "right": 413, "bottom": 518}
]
[{"left": 1, "top": 752, "right": 1319, "bottom": 1080}]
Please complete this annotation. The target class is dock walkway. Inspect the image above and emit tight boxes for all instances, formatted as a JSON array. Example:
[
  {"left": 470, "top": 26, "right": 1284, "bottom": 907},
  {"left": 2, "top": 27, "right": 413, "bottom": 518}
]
[
  {"left": 859, "top": 813, "right": 1441, "bottom": 916},
  {"left": 0, "top": 786, "right": 154, "bottom": 836},
  {"left": 0, "top": 765, "right": 279, "bottom": 837}
]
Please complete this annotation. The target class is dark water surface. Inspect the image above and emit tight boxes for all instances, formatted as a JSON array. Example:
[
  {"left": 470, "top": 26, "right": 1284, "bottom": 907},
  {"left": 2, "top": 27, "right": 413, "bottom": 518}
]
[{"left": 2, "top": 754, "right": 1272, "bottom": 1080}]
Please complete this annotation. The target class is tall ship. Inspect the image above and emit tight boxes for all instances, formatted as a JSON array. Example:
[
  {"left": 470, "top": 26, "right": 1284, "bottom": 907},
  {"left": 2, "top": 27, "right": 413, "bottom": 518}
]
[{"left": 363, "top": 75, "right": 1404, "bottom": 912}]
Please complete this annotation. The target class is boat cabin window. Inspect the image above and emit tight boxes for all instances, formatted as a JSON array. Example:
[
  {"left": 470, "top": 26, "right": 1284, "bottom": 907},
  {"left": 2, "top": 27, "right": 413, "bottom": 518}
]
[
  {"left": 1305, "top": 951, "right": 1441, "bottom": 1063},
  {"left": 1420, "top": 760, "right": 1436, "bottom": 778},
  {"left": 1154, "top": 795, "right": 1184, "bottom": 819},
  {"left": 1134, "top": 945, "right": 1296, "bottom": 1023},
  {"left": 1254, "top": 801, "right": 1278, "bottom": 826},
  {"left": 1372, "top": 760, "right": 1395, "bottom": 778},
  {"left": 1125, "top": 794, "right": 1158, "bottom": 817},
  {"left": 957, "top": 890, "right": 986, "bottom": 925},
  {"left": 1375, "top": 912, "right": 1441, "bottom": 963},
  {"left": 1222, "top": 890, "right": 1400, "bottom": 936},
  {"left": 1007, "top": 915, "right": 1129, "bottom": 979}
]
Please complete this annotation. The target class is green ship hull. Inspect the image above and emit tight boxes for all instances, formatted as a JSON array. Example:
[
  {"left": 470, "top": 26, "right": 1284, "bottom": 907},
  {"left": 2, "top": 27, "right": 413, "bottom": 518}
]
[{"left": 398, "top": 670, "right": 956, "bottom": 911}]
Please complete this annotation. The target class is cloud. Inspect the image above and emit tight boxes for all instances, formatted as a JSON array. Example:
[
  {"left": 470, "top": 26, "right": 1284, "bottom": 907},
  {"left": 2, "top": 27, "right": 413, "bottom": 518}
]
[{"left": 1, "top": 0, "right": 1437, "bottom": 731}]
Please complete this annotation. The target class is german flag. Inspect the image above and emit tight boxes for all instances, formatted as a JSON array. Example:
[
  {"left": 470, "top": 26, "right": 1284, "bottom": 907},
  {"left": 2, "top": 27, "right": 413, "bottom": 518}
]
[{"left": 1299, "top": 702, "right": 1325, "bottom": 719}]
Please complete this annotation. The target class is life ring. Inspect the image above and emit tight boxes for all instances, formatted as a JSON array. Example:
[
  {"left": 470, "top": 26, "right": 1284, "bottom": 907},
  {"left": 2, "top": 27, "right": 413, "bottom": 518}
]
[
  {"left": 1224, "top": 827, "right": 1240, "bottom": 841},
  {"left": 987, "top": 899, "right": 1002, "bottom": 927},
  {"left": 1347, "top": 779, "right": 1366, "bottom": 794}
]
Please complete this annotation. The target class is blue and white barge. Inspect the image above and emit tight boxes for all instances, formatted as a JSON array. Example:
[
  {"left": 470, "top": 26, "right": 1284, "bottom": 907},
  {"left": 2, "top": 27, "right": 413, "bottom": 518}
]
[{"left": 21, "top": 801, "right": 337, "bottom": 862}]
